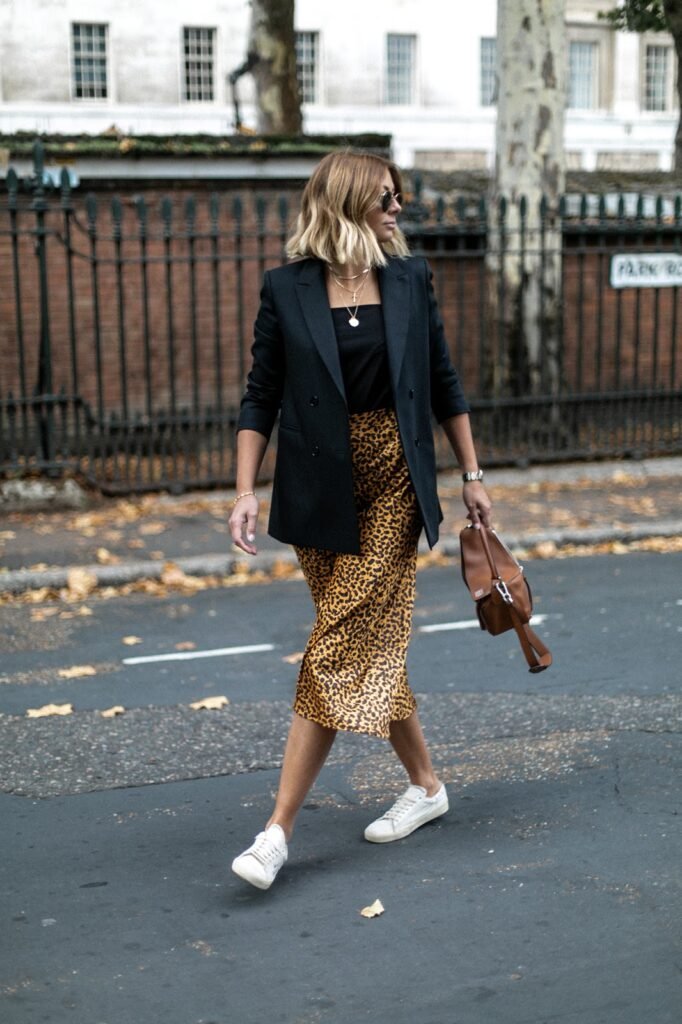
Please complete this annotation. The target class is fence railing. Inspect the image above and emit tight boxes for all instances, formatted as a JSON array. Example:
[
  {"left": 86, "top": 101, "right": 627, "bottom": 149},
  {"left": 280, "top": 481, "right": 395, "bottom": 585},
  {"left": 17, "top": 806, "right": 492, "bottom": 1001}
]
[{"left": 1, "top": 143, "right": 680, "bottom": 493}]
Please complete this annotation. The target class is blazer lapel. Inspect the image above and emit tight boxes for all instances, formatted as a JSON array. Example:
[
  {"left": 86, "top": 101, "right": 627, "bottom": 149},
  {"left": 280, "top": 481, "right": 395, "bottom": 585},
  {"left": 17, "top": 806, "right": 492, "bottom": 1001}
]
[
  {"left": 296, "top": 260, "right": 347, "bottom": 403},
  {"left": 379, "top": 259, "right": 410, "bottom": 392}
]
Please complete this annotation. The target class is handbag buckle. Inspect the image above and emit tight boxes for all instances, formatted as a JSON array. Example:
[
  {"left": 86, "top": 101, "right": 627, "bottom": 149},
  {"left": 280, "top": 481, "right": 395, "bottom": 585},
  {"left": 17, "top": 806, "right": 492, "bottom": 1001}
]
[{"left": 495, "top": 579, "right": 513, "bottom": 604}]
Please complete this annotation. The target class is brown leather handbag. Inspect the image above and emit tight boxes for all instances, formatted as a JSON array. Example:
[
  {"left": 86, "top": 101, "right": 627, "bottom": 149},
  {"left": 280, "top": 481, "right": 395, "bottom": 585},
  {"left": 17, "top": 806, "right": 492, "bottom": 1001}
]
[{"left": 459, "top": 524, "right": 552, "bottom": 673}]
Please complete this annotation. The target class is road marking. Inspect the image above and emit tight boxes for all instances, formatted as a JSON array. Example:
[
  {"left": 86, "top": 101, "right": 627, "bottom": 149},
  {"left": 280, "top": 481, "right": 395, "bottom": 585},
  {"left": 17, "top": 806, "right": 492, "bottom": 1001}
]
[
  {"left": 419, "top": 614, "right": 550, "bottom": 634},
  {"left": 123, "top": 643, "right": 275, "bottom": 666}
]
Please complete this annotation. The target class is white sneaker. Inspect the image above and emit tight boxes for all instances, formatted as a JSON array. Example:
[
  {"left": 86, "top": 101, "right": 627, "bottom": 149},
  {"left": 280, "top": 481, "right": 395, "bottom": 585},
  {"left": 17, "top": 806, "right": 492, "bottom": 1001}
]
[
  {"left": 364, "top": 784, "right": 449, "bottom": 843},
  {"left": 231, "top": 824, "right": 288, "bottom": 890}
]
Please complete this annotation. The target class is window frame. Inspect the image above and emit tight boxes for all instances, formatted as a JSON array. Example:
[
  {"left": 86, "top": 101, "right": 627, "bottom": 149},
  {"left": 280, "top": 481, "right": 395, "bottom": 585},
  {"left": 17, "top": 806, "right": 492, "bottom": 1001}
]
[
  {"left": 384, "top": 33, "right": 418, "bottom": 106},
  {"left": 295, "top": 30, "right": 321, "bottom": 105},
  {"left": 640, "top": 34, "right": 677, "bottom": 114},
  {"left": 566, "top": 22, "right": 614, "bottom": 112},
  {"left": 480, "top": 36, "right": 497, "bottom": 107},
  {"left": 70, "top": 22, "right": 110, "bottom": 103},
  {"left": 182, "top": 25, "right": 218, "bottom": 104}
]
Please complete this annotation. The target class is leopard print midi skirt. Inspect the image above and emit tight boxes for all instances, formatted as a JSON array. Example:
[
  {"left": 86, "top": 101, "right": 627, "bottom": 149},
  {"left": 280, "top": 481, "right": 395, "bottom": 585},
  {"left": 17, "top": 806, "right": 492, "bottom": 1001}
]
[{"left": 293, "top": 407, "right": 421, "bottom": 739}]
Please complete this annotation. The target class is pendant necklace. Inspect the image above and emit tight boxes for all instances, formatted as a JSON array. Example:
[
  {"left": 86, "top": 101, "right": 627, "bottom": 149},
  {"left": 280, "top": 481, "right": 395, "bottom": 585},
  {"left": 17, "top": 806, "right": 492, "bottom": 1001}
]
[{"left": 331, "top": 268, "right": 370, "bottom": 327}]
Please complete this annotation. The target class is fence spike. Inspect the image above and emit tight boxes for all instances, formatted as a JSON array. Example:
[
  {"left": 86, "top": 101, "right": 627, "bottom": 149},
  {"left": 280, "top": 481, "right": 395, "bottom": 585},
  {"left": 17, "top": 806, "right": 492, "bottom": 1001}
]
[
  {"left": 209, "top": 193, "right": 220, "bottom": 226},
  {"left": 161, "top": 197, "right": 173, "bottom": 234},
  {"left": 85, "top": 193, "right": 97, "bottom": 228}
]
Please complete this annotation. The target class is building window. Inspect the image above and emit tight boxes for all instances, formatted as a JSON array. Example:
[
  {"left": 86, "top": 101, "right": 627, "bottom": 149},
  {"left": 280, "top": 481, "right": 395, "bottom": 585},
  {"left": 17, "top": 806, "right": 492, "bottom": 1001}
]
[
  {"left": 480, "top": 37, "right": 497, "bottom": 106},
  {"left": 568, "top": 40, "right": 599, "bottom": 109},
  {"left": 183, "top": 27, "right": 216, "bottom": 102},
  {"left": 386, "top": 34, "right": 416, "bottom": 105},
  {"left": 644, "top": 44, "right": 672, "bottom": 111},
  {"left": 72, "top": 23, "right": 108, "bottom": 100},
  {"left": 295, "top": 31, "right": 319, "bottom": 103}
]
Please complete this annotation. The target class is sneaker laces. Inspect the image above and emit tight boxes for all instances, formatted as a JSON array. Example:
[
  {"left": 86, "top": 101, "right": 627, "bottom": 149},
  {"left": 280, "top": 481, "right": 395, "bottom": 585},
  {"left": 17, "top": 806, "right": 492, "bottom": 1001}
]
[
  {"left": 249, "top": 831, "right": 284, "bottom": 867},
  {"left": 382, "top": 791, "right": 420, "bottom": 823}
]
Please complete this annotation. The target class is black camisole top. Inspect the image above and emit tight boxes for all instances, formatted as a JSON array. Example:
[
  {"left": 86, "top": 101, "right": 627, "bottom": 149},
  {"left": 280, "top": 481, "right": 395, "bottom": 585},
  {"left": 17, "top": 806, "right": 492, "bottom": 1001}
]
[{"left": 331, "top": 304, "right": 393, "bottom": 414}]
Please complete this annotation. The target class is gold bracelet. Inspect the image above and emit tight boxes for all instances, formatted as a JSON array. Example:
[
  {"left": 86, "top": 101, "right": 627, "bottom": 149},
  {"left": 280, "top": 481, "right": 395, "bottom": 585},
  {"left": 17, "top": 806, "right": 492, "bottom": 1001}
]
[{"left": 232, "top": 490, "right": 256, "bottom": 507}]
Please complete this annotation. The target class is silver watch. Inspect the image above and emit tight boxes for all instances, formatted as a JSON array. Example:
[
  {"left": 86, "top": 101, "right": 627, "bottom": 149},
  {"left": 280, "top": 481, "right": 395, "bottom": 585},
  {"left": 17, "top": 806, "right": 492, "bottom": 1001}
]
[{"left": 462, "top": 469, "right": 484, "bottom": 482}]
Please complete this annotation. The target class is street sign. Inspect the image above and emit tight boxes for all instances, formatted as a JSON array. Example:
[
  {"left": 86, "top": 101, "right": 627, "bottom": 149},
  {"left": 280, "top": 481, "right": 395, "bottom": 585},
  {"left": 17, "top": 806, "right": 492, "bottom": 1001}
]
[{"left": 610, "top": 252, "right": 682, "bottom": 289}]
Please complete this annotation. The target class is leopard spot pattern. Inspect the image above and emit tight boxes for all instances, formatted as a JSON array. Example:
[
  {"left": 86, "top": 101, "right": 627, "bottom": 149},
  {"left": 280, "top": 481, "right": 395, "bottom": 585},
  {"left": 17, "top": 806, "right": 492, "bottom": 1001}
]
[{"left": 293, "top": 408, "right": 421, "bottom": 739}]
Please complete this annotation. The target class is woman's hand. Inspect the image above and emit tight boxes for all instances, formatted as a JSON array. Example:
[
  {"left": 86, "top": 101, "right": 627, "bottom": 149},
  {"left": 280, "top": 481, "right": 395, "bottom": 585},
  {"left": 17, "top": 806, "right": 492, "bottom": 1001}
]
[
  {"left": 229, "top": 493, "right": 260, "bottom": 555},
  {"left": 463, "top": 481, "right": 492, "bottom": 529}
]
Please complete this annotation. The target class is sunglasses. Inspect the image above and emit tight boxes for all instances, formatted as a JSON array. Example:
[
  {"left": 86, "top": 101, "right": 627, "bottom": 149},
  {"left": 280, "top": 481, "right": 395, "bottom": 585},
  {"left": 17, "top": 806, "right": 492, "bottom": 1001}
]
[{"left": 378, "top": 189, "right": 402, "bottom": 212}]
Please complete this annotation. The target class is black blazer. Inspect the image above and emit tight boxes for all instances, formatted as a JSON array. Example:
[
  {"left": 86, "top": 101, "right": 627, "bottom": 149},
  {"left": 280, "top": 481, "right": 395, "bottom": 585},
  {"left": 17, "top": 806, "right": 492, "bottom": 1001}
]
[{"left": 237, "top": 255, "right": 470, "bottom": 554}]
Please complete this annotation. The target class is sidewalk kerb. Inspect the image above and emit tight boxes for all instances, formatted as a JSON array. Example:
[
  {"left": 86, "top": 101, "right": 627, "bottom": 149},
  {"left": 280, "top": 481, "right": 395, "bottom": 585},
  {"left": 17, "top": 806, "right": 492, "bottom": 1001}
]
[{"left": 1, "top": 521, "right": 680, "bottom": 596}]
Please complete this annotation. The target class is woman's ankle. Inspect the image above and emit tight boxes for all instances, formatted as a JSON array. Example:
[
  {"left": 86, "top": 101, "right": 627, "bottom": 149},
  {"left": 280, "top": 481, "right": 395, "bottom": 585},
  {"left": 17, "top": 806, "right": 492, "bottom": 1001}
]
[{"left": 266, "top": 817, "right": 293, "bottom": 842}]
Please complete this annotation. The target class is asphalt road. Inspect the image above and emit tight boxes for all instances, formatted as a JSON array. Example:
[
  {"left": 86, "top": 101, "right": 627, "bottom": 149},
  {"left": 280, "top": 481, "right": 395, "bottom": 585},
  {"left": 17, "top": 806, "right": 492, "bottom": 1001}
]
[{"left": 1, "top": 554, "right": 681, "bottom": 1023}]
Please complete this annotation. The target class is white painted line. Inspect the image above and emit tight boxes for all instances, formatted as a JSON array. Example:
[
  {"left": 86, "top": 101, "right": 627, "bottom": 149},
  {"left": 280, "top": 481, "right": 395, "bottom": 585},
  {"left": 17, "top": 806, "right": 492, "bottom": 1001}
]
[
  {"left": 123, "top": 643, "right": 275, "bottom": 666},
  {"left": 419, "top": 614, "right": 550, "bottom": 634}
]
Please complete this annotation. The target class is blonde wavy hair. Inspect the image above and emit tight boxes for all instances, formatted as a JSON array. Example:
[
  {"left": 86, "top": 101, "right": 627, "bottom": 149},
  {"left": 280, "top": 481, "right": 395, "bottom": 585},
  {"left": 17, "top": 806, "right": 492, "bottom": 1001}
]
[{"left": 286, "top": 150, "right": 410, "bottom": 268}]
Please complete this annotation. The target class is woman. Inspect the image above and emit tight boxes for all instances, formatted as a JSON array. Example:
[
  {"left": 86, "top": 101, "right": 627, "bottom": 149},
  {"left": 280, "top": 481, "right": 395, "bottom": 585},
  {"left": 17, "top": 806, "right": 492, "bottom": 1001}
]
[{"left": 229, "top": 150, "right": 492, "bottom": 890}]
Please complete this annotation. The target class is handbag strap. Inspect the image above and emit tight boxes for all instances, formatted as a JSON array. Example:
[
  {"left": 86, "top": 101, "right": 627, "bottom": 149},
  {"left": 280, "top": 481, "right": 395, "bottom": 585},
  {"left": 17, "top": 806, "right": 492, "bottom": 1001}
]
[{"left": 508, "top": 603, "right": 552, "bottom": 673}]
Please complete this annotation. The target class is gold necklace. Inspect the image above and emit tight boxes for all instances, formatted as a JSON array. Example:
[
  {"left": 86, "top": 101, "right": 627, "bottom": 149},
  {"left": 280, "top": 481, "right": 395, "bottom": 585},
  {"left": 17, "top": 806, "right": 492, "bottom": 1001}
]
[
  {"left": 330, "top": 269, "right": 370, "bottom": 305},
  {"left": 331, "top": 270, "right": 370, "bottom": 326}
]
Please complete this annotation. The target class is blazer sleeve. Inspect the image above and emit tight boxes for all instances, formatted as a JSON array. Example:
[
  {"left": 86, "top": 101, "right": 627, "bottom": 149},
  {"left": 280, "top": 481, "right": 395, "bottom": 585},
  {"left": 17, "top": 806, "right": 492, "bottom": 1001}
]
[
  {"left": 236, "top": 271, "right": 285, "bottom": 439},
  {"left": 424, "top": 259, "right": 471, "bottom": 422}
]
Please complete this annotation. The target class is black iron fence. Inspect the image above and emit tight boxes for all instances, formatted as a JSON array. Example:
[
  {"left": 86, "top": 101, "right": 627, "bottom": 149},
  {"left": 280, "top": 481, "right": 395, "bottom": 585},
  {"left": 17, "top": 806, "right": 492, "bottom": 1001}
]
[{"left": 1, "top": 143, "right": 680, "bottom": 494}]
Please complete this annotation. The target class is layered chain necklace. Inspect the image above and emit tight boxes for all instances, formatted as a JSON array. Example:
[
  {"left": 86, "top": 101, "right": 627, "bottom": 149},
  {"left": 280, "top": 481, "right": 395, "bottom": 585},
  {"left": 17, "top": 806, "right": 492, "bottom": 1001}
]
[{"left": 330, "top": 266, "right": 370, "bottom": 327}]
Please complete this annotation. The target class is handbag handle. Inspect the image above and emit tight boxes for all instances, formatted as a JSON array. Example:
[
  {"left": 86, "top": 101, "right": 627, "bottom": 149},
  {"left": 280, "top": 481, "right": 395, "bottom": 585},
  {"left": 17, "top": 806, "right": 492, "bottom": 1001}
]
[{"left": 474, "top": 525, "right": 502, "bottom": 579}]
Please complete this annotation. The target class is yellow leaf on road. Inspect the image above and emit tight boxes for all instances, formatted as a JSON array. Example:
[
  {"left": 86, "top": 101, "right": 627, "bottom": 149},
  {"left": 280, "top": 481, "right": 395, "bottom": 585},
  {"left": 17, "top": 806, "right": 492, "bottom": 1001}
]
[
  {"left": 282, "top": 651, "right": 305, "bottom": 664},
  {"left": 26, "top": 703, "right": 74, "bottom": 718},
  {"left": 58, "top": 665, "right": 97, "bottom": 679},
  {"left": 189, "top": 695, "right": 229, "bottom": 711},
  {"left": 122, "top": 635, "right": 143, "bottom": 646},
  {"left": 65, "top": 567, "right": 97, "bottom": 600},
  {"left": 175, "top": 641, "right": 196, "bottom": 651},
  {"left": 360, "top": 899, "right": 385, "bottom": 919},
  {"left": 138, "top": 521, "right": 167, "bottom": 536},
  {"left": 100, "top": 705, "right": 125, "bottom": 718},
  {"left": 96, "top": 547, "right": 120, "bottom": 565}
]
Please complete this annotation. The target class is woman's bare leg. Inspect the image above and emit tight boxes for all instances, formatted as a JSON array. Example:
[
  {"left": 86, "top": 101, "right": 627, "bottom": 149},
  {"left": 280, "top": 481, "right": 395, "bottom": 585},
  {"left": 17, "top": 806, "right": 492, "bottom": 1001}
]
[
  {"left": 388, "top": 711, "right": 441, "bottom": 796},
  {"left": 266, "top": 713, "right": 337, "bottom": 840}
]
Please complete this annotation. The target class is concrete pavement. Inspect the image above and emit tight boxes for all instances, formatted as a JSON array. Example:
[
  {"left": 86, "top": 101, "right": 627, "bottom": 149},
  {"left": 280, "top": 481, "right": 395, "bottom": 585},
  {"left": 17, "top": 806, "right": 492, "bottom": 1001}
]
[{"left": 1, "top": 456, "right": 681, "bottom": 594}]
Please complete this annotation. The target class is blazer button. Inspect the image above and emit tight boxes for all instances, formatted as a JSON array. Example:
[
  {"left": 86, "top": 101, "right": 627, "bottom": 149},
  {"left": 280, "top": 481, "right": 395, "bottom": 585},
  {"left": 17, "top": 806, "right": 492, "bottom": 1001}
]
[
  {"left": 414, "top": 438, "right": 420, "bottom": 448},
  {"left": 408, "top": 389, "right": 415, "bottom": 399},
  {"left": 309, "top": 395, "right": 319, "bottom": 406},
  {"left": 311, "top": 444, "right": 320, "bottom": 457}
]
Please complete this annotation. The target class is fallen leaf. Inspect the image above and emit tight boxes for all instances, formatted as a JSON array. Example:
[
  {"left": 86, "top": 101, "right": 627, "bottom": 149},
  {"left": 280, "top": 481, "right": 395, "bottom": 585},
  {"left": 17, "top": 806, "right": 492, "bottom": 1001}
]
[
  {"left": 26, "top": 587, "right": 51, "bottom": 603},
  {"left": 360, "top": 899, "right": 385, "bottom": 919},
  {"left": 139, "top": 521, "right": 167, "bottom": 536},
  {"left": 26, "top": 703, "right": 74, "bottom": 718},
  {"left": 122, "top": 635, "right": 143, "bottom": 646},
  {"left": 127, "top": 538, "right": 146, "bottom": 549},
  {"left": 77, "top": 606, "right": 93, "bottom": 617},
  {"left": 96, "top": 547, "right": 120, "bottom": 565},
  {"left": 175, "top": 641, "right": 196, "bottom": 651},
  {"left": 189, "top": 695, "right": 229, "bottom": 711},
  {"left": 28, "top": 562, "right": 49, "bottom": 571},
  {"left": 0, "top": 530, "right": 16, "bottom": 541},
  {"left": 100, "top": 705, "right": 125, "bottom": 718},
  {"left": 282, "top": 651, "right": 305, "bottom": 664},
  {"left": 66, "top": 567, "right": 97, "bottom": 600},
  {"left": 58, "top": 664, "right": 97, "bottom": 679},
  {"left": 30, "top": 607, "right": 60, "bottom": 622},
  {"left": 160, "top": 562, "right": 206, "bottom": 591}
]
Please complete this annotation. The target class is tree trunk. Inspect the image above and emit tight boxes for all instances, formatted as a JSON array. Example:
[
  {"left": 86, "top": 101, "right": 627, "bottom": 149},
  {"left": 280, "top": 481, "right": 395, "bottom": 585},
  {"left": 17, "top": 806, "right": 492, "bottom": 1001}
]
[
  {"left": 488, "top": 0, "right": 566, "bottom": 399},
  {"left": 248, "top": 0, "right": 302, "bottom": 134},
  {"left": 663, "top": 0, "right": 682, "bottom": 173}
]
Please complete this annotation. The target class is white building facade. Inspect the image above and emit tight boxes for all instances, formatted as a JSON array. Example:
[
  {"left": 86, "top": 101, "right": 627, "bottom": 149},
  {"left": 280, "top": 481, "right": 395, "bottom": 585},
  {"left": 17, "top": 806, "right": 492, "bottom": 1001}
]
[{"left": 0, "top": 0, "right": 677, "bottom": 171}]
